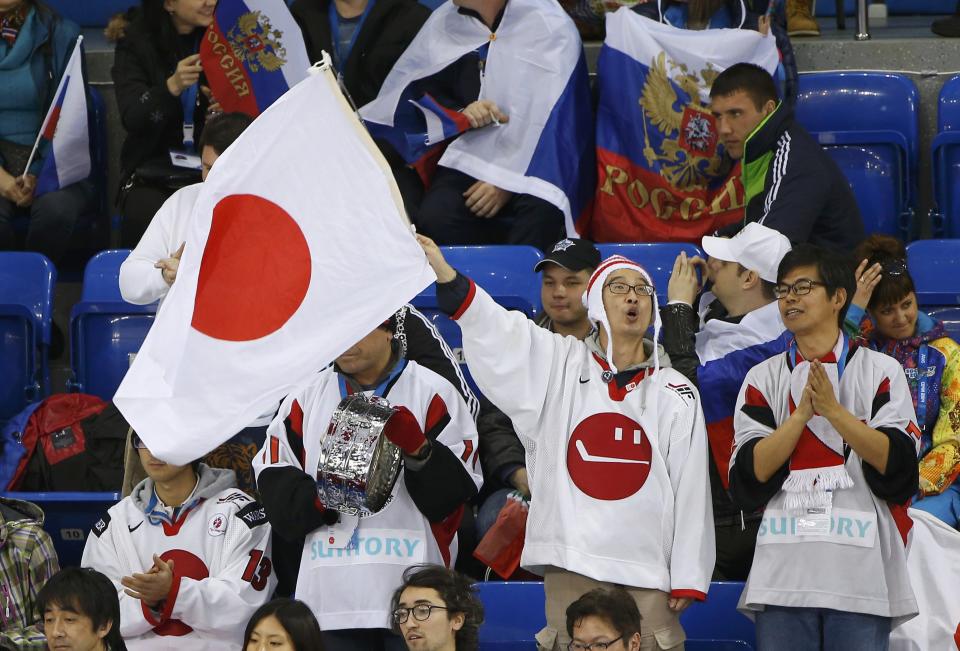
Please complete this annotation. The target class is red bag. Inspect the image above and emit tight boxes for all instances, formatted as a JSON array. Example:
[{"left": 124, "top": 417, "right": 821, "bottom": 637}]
[{"left": 473, "top": 492, "right": 529, "bottom": 579}]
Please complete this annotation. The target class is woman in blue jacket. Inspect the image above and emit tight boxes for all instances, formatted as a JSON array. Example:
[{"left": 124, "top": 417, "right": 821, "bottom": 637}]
[{"left": 0, "top": 0, "right": 92, "bottom": 264}]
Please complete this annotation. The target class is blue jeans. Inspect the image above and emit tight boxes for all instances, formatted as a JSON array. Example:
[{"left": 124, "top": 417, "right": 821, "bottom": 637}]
[
  {"left": 755, "top": 606, "right": 891, "bottom": 651},
  {"left": 913, "top": 482, "right": 960, "bottom": 529}
]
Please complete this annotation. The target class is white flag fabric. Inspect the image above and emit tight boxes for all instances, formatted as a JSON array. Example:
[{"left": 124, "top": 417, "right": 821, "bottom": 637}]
[
  {"left": 889, "top": 508, "right": 960, "bottom": 649},
  {"left": 114, "top": 62, "right": 436, "bottom": 465}
]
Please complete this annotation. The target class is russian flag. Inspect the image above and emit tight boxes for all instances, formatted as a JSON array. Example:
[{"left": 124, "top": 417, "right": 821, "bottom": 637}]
[
  {"left": 34, "top": 36, "right": 90, "bottom": 196},
  {"left": 584, "top": 9, "right": 779, "bottom": 243},
  {"left": 200, "top": 0, "right": 312, "bottom": 117}
]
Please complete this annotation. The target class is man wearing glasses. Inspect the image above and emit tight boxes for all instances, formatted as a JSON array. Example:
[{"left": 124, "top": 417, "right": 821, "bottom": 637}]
[
  {"left": 565, "top": 588, "right": 642, "bottom": 651},
  {"left": 81, "top": 433, "right": 274, "bottom": 648},
  {"left": 729, "top": 244, "right": 920, "bottom": 649},
  {"left": 418, "top": 236, "right": 713, "bottom": 651},
  {"left": 391, "top": 565, "right": 484, "bottom": 651}
]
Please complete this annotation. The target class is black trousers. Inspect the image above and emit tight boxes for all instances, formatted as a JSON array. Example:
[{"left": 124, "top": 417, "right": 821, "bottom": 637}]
[
  {"left": 712, "top": 517, "right": 762, "bottom": 581},
  {"left": 119, "top": 184, "right": 174, "bottom": 248},
  {"left": 416, "top": 166, "right": 565, "bottom": 253}
]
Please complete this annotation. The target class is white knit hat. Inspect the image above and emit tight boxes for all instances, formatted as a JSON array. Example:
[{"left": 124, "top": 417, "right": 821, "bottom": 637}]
[{"left": 582, "top": 255, "right": 661, "bottom": 376}]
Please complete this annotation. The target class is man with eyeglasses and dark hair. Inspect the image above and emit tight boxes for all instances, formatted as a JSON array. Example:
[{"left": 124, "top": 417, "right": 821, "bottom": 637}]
[
  {"left": 565, "top": 588, "right": 641, "bottom": 651},
  {"left": 81, "top": 432, "right": 274, "bottom": 649},
  {"left": 729, "top": 243, "right": 920, "bottom": 650},
  {"left": 390, "top": 564, "right": 483, "bottom": 651},
  {"left": 418, "top": 236, "right": 713, "bottom": 651}
]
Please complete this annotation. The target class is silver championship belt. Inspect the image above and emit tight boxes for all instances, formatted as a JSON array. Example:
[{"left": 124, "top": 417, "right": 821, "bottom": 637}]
[{"left": 316, "top": 393, "right": 403, "bottom": 515}]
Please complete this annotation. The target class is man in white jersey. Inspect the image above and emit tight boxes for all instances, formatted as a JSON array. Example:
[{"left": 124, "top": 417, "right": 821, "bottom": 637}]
[
  {"left": 729, "top": 244, "right": 920, "bottom": 649},
  {"left": 419, "top": 236, "right": 713, "bottom": 651},
  {"left": 82, "top": 434, "right": 274, "bottom": 649},
  {"left": 253, "top": 313, "right": 482, "bottom": 651}
]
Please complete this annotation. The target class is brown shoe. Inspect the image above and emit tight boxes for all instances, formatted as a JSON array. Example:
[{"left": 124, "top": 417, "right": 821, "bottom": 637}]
[{"left": 787, "top": 0, "right": 821, "bottom": 36}]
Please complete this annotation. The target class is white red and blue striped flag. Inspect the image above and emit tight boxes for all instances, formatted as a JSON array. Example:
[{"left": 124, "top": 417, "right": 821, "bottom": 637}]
[
  {"left": 29, "top": 35, "right": 90, "bottom": 196},
  {"left": 200, "top": 0, "right": 311, "bottom": 116},
  {"left": 360, "top": 0, "right": 595, "bottom": 236}
]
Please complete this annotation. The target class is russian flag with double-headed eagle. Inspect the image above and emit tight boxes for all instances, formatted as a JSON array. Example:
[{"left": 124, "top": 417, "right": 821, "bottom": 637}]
[
  {"left": 582, "top": 9, "right": 779, "bottom": 243},
  {"left": 200, "top": 0, "right": 311, "bottom": 116},
  {"left": 34, "top": 36, "right": 90, "bottom": 196}
]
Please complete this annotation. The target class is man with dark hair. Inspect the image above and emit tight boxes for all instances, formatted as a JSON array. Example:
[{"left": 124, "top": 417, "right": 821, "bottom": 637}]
[
  {"left": 119, "top": 111, "right": 253, "bottom": 306},
  {"left": 81, "top": 436, "right": 274, "bottom": 648},
  {"left": 729, "top": 244, "right": 920, "bottom": 649},
  {"left": 391, "top": 564, "right": 484, "bottom": 651},
  {"left": 661, "top": 223, "right": 792, "bottom": 580},
  {"left": 565, "top": 588, "right": 641, "bottom": 651},
  {"left": 709, "top": 63, "right": 864, "bottom": 252},
  {"left": 37, "top": 567, "right": 125, "bottom": 651},
  {"left": 253, "top": 314, "right": 482, "bottom": 651}
]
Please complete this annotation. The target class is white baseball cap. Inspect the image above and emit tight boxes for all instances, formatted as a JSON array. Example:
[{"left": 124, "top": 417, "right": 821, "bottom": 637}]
[{"left": 701, "top": 223, "right": 792, "bottom": 283}]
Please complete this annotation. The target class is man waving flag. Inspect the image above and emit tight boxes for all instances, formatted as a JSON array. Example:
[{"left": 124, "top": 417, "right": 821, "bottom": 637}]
[{"left": 114, "top": 58, "right": 436, "bottom": 465}]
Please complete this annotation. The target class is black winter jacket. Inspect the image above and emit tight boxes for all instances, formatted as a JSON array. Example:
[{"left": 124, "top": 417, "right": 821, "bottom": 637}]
[{"left": 291, "top": 0, "right": 430, "bottom": 110}]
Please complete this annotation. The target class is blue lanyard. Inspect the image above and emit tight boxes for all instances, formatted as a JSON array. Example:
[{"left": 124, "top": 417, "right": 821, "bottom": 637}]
[
  {"left": 338, "top": 357, "right": 406, "bottom": 399},
  {"left": 180, "top": 82, "right": 199, "bottom": 150},
  {"left": 328, "top": 0, "right": 375, "bottom": 69},
  {"left": 917, "top": 344, "right": 930, "bottom": 431},
  {"left": 789, "top": 332, "right": 850, "bottom": 379}
]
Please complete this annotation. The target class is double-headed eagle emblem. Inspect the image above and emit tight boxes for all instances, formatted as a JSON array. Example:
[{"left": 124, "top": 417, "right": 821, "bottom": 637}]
[
  {"left": 227, "top": 10, "right": 288, "bottom": 73},
  {"left": 639, "top": 52, "right": 723, "bottom": 191}
]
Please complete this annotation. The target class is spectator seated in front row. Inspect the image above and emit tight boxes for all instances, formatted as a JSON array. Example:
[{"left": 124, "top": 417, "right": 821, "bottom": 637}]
[
  {"left": 710, "top": 63, "right": 864, "bottom": 252},
  {"left": 243, "top": 598, "right": 325, "bottom": 651},
  {"left": 729, "top": 244, "right": 920, "bottom": 649},
  {"left": 565, "top": 587, "right": 642, "bottom": 651},
  {"left": 253, "top": 313, "right": 482, "bottom": 651},
  {"left": 419, "top": 235, "right": 713, "bottom": 651},
  {"left": 37, "top": 567, "right": 126, "bottom": 651},
  {"left": 391, "top": 565, "right": 485, "bottom": 651},
  {"left": 82, "top": 433, "right": 274, "bottom": 649},
  {"left": 846, "top": 235, "right": 960, "bottom": 530},
  {"left": 660, "top": 223, "right": 792, "bottom": 580}
]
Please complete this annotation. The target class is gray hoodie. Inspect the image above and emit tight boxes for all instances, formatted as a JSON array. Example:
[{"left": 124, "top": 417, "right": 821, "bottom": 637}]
[{"left": 129, "top": 464, "right": 237, "bottom": 513}]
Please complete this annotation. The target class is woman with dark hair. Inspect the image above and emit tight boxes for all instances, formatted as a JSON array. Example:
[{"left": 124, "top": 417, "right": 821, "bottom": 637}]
[
  {"left": 390, "top": 565, "right": 484, "bottom": 651},
  {"left": 244, "top": 599, "right": 325, "bottom": 651},
  {"left": 108, "top": 0, "right": 216, "bottom": 247},
  {"left": 847, "top": 234, "right": 960, "bottom": 529},
  {"left": 0, "top": 0, "right": 94, "bottom": 264},
  {"left": 37, "top": 567, "right": 127, "bottom": 651}
]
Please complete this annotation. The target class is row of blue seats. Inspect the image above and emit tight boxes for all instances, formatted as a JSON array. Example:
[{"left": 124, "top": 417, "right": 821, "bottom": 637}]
[
  {"left": 0, "top": 485, "right": 762, "bottom": 649},
  {"left": 821, "top": 0, "right": 954, "bottom": 15},
  {"left": 1, "top": 240, "right": 959, "bottom": 424}
]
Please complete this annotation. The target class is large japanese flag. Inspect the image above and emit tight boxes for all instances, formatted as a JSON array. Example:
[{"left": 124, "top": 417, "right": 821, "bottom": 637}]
[{"left": 114, "top": 61, "right": 435, "bottom": 465}]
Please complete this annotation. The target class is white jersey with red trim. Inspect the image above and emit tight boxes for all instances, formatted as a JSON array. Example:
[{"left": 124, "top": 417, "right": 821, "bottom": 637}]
[
  {"left": 730, "top": 346, "right": 919, "bottom": 625},
  {"left": 453, "top": 283, "right": 714, "bottom": 599},
  {"left": 253, "top": 360, "right": 482, "bottom": 631},
  {"left": 80, "top": 466, "right": 274, "bottom": 650}
]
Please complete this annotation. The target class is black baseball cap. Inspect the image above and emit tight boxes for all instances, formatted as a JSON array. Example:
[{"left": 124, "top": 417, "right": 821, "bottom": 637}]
[{"left": 534, "top": 238, "right": 601, "bottom": 273}]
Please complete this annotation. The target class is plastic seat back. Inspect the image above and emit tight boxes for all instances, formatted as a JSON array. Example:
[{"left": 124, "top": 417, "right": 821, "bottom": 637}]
[
  {"left": 680, "top": 582, "right": 755, "bottom": 648},
  {"left": 477, "top": 581, "right": 546, "bottom": 644},
  {"left": 933, "top": 75, "right": 960, "bottom": 238},
  {"left": 906, "top": 240, "right": 960, "bottom": 308},
  {"left": 596, "top": 242, "right": 704, "bottom": 304},
  {"left": 886, "top": 0, "right": 955, "bottom": 13},
  {"left": 70, "top": 250, "right": 157, "bottom": 400},
  {"left": 0, "top": 491, "right": 120, "bottom": 567},
  {"left": 43, "top": 0, "right": 137, "bottom": 27},
  {"left": 795, "top": 72, "right": 918, "bottom": 238},
  {"left": 929, "top": 307, "right": 960, "bottom": 341},
  {"left": 0, "top": 253, "right": 56, "bottom": 420}
]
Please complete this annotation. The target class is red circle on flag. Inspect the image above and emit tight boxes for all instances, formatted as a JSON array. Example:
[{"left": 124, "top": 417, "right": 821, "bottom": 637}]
[
  {"left": 191, "top": 194, "right": 311, "bottom": 341},
  {"left": 566, "top": 413, "right": 652, "bottom": 501}
]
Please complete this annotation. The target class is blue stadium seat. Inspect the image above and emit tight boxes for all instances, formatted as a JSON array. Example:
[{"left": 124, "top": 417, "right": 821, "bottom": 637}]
[
  {"left": 932, "top": 75, "right": 960, "bottom": 238},
  {"left": 905, "top": 240, "right": 960, "bottom": 308},
  {"left": 0, "top": 491, "right": 119, "bottom": 567},
  {"left": 0, "top": 253, "right": 55, "bottom": 422},
  {"left": 411, "top": 246, "right": 543, "bottom": 395},
  {"left": 815, "top": 0, "right": 854, "bottom": 16},
  {"left": 45, "top": 0, "right": 137, "bottom": 27},
  {"left": 596, "top": 243, "right": 704, "bottom": 305},
  {"left": 680, "top": 582, "right": 755, "bottom": 650},
  {"left": 69, "top": 250, "right": 157, "bottom": 401},
  {"left": 794, "top": 73, "right": 919, "bottom": 240},
  {"left": 886, "top": 0, "right": 955, "bottom": 13},
  {"left": 476, "top": 581, "right": 545, "bottom": 644}
]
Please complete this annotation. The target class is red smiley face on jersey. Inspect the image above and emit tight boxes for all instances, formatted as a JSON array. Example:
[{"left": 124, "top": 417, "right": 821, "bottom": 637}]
[{"left": 566, "top": 413, "right": 653, "bottom": 500}]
